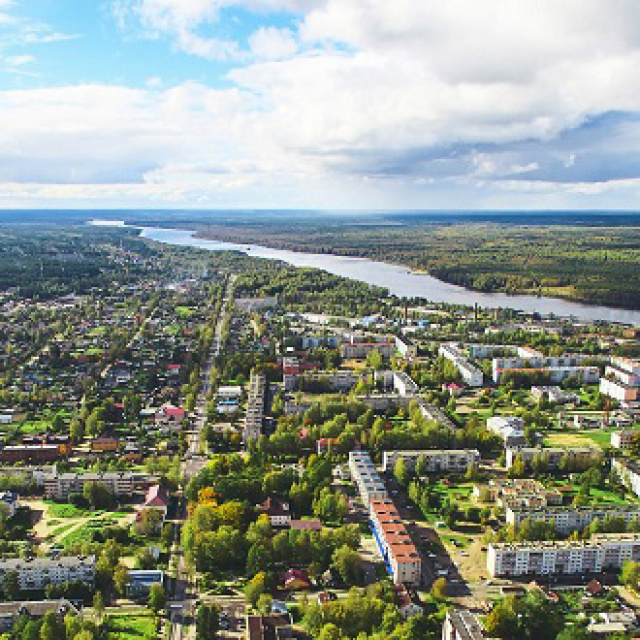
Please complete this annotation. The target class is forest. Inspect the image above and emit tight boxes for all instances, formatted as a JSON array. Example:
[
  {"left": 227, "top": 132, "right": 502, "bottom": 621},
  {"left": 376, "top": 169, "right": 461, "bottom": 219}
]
[{"left": 195, "top": 219, "right": 640, "bottom": 309}]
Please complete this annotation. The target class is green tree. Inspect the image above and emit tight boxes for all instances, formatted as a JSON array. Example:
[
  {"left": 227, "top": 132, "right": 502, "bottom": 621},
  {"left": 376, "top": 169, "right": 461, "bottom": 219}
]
[
  {"left": 148, "top": 584, "right": 166, "bottom": 614},
  {"left": 394, "top": 457, "right": 411, "bottom": 487},
  {"left": 92, "top": 591, "right": 105, "bottom": 625},
  {"left": 245, "top": 572, "right": 266, "bottom": 608},
  {"left": 430, "top": 577, "right": 447, "bottom": 601},
  {"left": 257, "top": 593, "right": 273, "bottom": 615},
  {"left": 3, "top": 570, "right": 19, "bottom": 601}
]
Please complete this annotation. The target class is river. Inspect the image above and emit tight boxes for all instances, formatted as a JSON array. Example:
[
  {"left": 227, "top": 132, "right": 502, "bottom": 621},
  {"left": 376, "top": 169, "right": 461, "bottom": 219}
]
[{"left": 98, "top": 222, "right": 640, "bottom": 324}]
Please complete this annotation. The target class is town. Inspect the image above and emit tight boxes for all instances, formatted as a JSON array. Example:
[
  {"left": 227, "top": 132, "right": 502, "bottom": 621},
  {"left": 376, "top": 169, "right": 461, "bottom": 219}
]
[{"left": 1, "top": 224, "right": 640, "bottom": 640}]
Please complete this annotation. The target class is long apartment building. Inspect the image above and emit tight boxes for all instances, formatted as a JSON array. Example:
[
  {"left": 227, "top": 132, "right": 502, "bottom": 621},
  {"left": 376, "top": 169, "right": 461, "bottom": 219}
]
[
  {"left": 492, "top": 348, "right": 599, "bottom": 385},
  {"left": 348, "top": 451, "right": 387, "bottom": 507},
  {"left": 612, "top": 459, "right": 640, "bottom": 497},
  {"left": 506, "top": 504, "right": 640, "bottom": 534},
  {"left": 348, "top": 451, "right": 421, "bottom": 586},
  {"left": 0, "top": 556, "right": 96, "bottom": 591},
  {"left": 505, "top": 446, "right": 601, "bottom": 470},
  {"left": 600, "top": 358, "right": 640, "bottom": 406},
  {"left": 339, "top": 341, "right": 395, "bottom": 360},
  {"left": 438, "top": 343, "right": 484, "bottom": 387},
  {"left": 44, "top": 471, "right": 134, "bottom": 501},
  {"left": 369, "top": 498, "right": 422, "bottom": 586},
  {"left": 382, "top": 449, "right": 480, "bottom": 474},
  {"left": 244, "top": 371, "right": 266, "bottom": 442},
  {"left": 487, "top": 534, "right": 640, "bottom": 577}
]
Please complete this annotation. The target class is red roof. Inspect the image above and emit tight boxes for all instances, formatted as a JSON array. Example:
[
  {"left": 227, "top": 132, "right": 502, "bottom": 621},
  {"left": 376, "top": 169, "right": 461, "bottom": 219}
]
[
  {"left": 163, "top": 406, "right": 185, "bottom": 417},
  {"left": 144, "top": 484, "right": 168, "bottom": 507}
]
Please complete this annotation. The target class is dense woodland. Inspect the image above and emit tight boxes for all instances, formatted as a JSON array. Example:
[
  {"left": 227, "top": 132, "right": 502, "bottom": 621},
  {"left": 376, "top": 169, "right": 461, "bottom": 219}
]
[{"left": 196, "top": 220, "right": 640, "bottom": 309}]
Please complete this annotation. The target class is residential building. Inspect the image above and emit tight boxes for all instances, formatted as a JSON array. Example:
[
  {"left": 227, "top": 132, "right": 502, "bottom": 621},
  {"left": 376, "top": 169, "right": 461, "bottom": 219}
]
[
  {"left": 244, "top": 371, "right": 266, "bottom": 442},
  {"left": 0, "top": 445, "right": 63, "bottom": 464},
  {"left": 505, "top": 447, "right": 601, "bottom": 471},
  {"left": 600, "top": 358, "right": 640, "bottom": 406},
  {"left": 0, "top": 556, "right": 96, "bottom": 591},
  {"left": 492, "top": 353, "right": 599, "bottom": 385},
  {"left": 339, "top": 341, "right": 395, "bottom": 359},
  {"left": 382, "top": 450, "right": 479, "bottom": 474},
  {"left": 442, "top": 608, "right": 485, "bottom": 640},
  {"left": 474, "top": 478, "right": 563, "bottom": 509},
  {"left": 613, "top": 459, "right": 640, "bottom": 497},
  {"left": 126, "top": 570, "right": 164, "bottom": 598},
  {"left": 394, "top": 584, "right": 423, "bottom": 618},
  {"left": 348, "top": 451, "right": 387, "bottom": 507},
  {"left": 486, "top": 416, "right": 526, "bottom": 447},
  {"left": 438, "top": 343, "right": 484, "bottom": 387},
  {"left": 611, "top": 430, "right": 637, "bottom": 449},
  {"left": 395, "top": 335, "right": 418, "bottom": 359},
  {"left": 0, "top": 600, "right": 78, "bottom": 633},
  {"left": 506, "top": 504, "right": 640, "bottom": 534},
  {"left": 531, "top": 386, "right": 580, "bottom": 404},
  {"left": 369, "top": 498, "right": 421, "bottom": 586},
  {"left": 393, "top": 371, "right": 419, "bottom": 397},
  {"left": 259, "top": 496, "right": 291, "bottom": 527},
  {"left": 90, "top": 436, "right": 120, "bottom": 453},
  {"left": 0, "top": 492, "right": 18, "bottom": 518},
  {"left": 487, "top": 534, "right": 640, "bottom": 577},
  {"left": 44, "top": 471, "right": 134, "bottom": 501}
]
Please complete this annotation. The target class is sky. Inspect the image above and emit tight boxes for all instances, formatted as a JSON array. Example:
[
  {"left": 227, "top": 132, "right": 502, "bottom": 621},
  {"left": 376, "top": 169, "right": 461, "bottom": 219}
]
[{"left": 2, "top": 1, "right": 640, "bottom": 210}]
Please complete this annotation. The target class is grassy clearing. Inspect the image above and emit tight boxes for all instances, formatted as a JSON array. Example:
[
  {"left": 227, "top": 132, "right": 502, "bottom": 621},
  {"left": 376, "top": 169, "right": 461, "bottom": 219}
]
[
  {"left": 107, "top": 611, "right": 157, "bottom": 640},
  {"left": 46, "top": 503, "right": 102, "bottom": 519}
]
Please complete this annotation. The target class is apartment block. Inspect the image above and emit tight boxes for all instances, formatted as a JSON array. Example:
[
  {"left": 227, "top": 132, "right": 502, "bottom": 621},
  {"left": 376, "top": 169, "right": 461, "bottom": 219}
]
[
  {"left": 348, "top": 451, "right": 388, "bottom": 507},
  {"left": 486, "top": 416, "right": 526, "bottom": 447},
  {"left": 600, "top": 358, "right": 640, "bottom": 406},
  {"left": 348, "top": 451, "right": 421, "bottom": 586},
  {"left": 611, "top": 430, "right": 637, "bottom": 449},
  {"left": 0, "top": 556, "right": 96, "bottom": 591},
  {"left": 506, "top": 504, "right": 640, "bottom": 534},
  {"left": 395, "top": 335, "right": 418, "bottom": 359},
  {"left": 369, "top": 498, "right": 421, "bottom": 586},
  {"left": 492, "top": 353, "right": 599, "bottom": 385},
  {"left": 487, "top": 534, "right": 640, "bottom": 577},
  {"left": 438, "top": 343, "right": 484, "bottom": 387},
  {"left": 393, "top": 371, "right": 419, "bottom": 397},
  {"left": 244, "top": 371, "right": 266, "bottom": 442},
  {"left": 474, "top": 478, "right": 562, "bottom": 509},
  {"left": 505, "top": 447, "right": 601, "bottom": 470},
  {"left": 382, "top": 449, "right": 479, "bottom": 474},
  {"left": 612, "top": 459, "right": 640, "bottom": 497},
  {"left": 339, "top": 341, "right": 395, "bottom": 360},
  {"left": 44, "top": 471, "right": 134, "bottom": 500}
]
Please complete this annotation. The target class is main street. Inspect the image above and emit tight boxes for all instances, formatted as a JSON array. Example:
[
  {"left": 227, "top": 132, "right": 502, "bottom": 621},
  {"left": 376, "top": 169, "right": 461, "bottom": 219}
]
[{"left": 168, "top": 274, "right": 236, "bottom": 640}]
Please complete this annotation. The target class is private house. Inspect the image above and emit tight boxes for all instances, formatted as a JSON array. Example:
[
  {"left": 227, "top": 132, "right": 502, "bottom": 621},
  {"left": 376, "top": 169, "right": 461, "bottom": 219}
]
[{"left": 259, "top": 496, "right": 291, "bottom": 527}]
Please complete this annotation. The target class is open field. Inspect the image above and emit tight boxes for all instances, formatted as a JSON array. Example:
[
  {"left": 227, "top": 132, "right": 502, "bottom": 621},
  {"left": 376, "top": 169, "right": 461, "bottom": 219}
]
[{"left": 107, "top": 610, "right": 157, "bottom": 640}]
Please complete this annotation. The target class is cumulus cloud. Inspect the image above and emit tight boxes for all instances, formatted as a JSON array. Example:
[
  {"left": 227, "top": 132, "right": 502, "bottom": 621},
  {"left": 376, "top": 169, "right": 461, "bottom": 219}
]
[{"left": 8, "top": 0, "right": 640, "bottom": 207}]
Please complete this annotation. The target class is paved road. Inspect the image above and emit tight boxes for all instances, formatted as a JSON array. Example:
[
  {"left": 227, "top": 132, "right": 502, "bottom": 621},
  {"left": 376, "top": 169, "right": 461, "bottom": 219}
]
[{"left": 168, "top": 274, "right": 236, "bottom": 640}]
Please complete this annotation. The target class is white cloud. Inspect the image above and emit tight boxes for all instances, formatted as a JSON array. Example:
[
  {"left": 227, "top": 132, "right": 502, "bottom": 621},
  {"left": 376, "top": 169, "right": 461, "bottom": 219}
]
[
  {"left": 248, "top": 26, "right": 297, "bottom": 60},
  {"left": 8, "top": 0, "right": 640, "bottom": 207}
]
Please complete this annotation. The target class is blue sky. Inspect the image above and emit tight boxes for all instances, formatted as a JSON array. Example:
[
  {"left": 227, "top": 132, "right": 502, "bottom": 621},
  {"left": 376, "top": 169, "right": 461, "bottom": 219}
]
[{"left": 3, "top": 0, "right": 640, "bottom": 210}]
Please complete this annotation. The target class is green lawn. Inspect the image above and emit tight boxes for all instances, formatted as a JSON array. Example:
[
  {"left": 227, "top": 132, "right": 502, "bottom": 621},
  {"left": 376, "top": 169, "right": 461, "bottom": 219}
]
[
  {"left": 107, "top": 611, "right": 157, "bottom": 640},
  {"left": 47, "top": 503, "right": 100, "bottom": 519}
]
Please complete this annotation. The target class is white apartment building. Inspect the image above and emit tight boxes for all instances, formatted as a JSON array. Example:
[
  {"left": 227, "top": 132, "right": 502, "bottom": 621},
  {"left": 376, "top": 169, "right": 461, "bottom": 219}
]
[
  {"left": 612, "top": 459, "right": 640, "bottom": 497},
  {"left": 382, "top": 449, "right": 480, "bottom": 474},
  {"left": 442, "top": 609, "right": 485, "bottom": 640},
  {"left": 0, "top": 556, "right": 96, "bottom": 591},
  {"left": 611, "top": 430, "right": 637, "bottom": 449},
  {"left": 395, "top": 335, "right": 418, "bottom": 359},
  {"left": 505, "top": 447, "right": 601, "bottom": 470},
  {"left": 244, "top": 371, "right": 266, "bottom": 442},
  {"left": 486, "top": 416, "right": 526, "bottom": 447},
  {"left": 348, "top": 451, "right": 387, "bottom": 507},
  {"left": 438, "top": 343, "right": 484, "bottom": 387},
  {"left": 44, "top": 472, "right": 134, "bottom": 500},
  {"left": 393, "top": 371, "right": 419, "bottom": 397},
  {"left": 506, "top": 505, "right": 640, "bottom": 534},
  {"left": 492, "top": 353, "right": 599, "bottom": 385},
  {"left": 600, "top": 358, "right": 640, "bottom": 405},
  {"left": 487, "top": 534, "right": 640, "bottom": 577}
]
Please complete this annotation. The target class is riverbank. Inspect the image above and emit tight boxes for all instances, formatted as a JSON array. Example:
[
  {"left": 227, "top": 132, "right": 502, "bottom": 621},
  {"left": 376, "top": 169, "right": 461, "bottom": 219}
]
[
  {"left": 131, "top": 225, "right": 640, "bottom": 325},
  {"left": 192, "top": 224, "right": 640, "bottom": 313}
]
